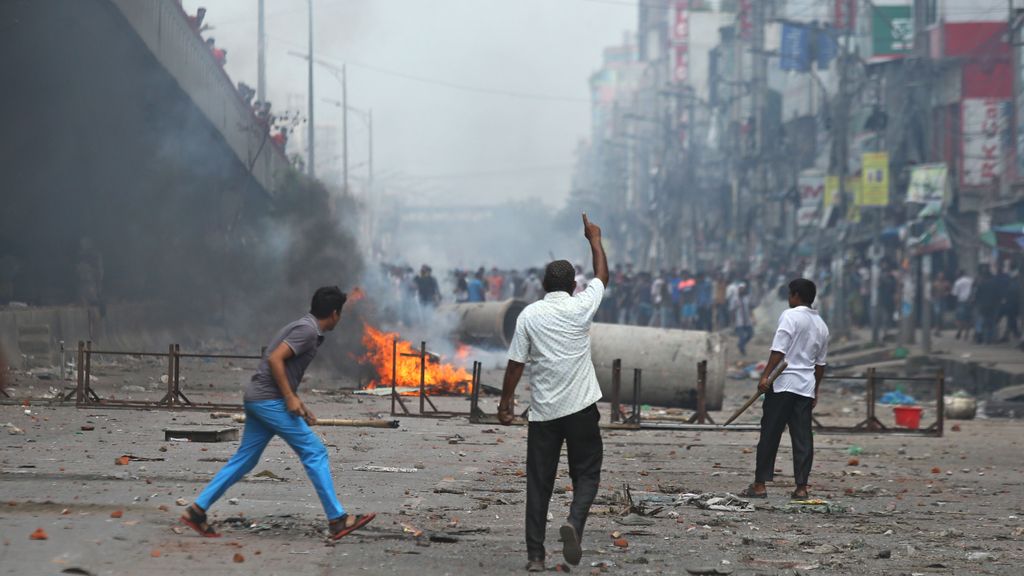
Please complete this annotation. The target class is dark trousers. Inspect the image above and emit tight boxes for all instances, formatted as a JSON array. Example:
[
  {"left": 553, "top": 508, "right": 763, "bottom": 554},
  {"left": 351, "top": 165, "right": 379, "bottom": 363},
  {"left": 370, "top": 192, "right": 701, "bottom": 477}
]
[
  {"left": 755, "top": 390, "right": 814, "bottom": 486},
  {"left": 526, "top": 403, "right": 603, "bottom": 560}
]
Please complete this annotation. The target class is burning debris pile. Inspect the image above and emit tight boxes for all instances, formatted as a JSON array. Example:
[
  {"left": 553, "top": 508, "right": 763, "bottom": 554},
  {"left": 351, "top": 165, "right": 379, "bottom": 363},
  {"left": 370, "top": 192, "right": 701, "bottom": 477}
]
[{"left": 359, "top": 325, "right": 474, "bottom": 396}]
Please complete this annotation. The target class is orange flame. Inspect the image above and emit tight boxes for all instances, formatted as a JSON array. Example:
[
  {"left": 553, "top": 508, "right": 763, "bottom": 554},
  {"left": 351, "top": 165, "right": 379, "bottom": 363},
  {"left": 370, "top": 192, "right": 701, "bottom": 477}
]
[{"left": 360, "top": 324, "right": 473, "bottom": 395}]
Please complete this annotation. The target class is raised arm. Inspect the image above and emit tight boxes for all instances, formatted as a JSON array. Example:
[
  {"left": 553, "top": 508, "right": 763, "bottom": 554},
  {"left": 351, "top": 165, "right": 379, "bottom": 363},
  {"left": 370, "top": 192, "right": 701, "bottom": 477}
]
[{"left": 582, "top": 213, "right": 608, "bottom": 286}]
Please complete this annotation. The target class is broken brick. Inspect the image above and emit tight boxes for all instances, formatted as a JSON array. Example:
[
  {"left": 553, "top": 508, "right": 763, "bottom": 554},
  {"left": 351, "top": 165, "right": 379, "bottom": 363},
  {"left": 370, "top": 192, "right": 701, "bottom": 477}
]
[
  {"left": 612, "top": 538, "right": 628, "bottom": 548},
  {"left": 233, "top": 553, "right": 245, "bottom": 563},
  {"left": 110, "top": 510, "right": 123, "bottom": 518},
  {"left": 29, "top": 528, "right": 48, "bottom": 540}
]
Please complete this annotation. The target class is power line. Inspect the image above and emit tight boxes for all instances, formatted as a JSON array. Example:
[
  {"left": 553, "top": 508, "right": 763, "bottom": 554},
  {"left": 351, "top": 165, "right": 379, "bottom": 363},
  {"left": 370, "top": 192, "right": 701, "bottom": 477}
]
[
  {"left": 272, "top": 36, "right": 590, "bottom": 103},
  {"left": 382, "top": 164, "right": 574, "bottom": 180}
]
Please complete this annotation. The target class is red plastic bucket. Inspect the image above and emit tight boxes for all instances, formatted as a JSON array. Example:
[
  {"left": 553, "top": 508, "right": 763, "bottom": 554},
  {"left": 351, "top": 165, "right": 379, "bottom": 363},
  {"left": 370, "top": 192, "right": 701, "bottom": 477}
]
[{"left": 893, "top": 406, "right": 923, "bottom": 429}]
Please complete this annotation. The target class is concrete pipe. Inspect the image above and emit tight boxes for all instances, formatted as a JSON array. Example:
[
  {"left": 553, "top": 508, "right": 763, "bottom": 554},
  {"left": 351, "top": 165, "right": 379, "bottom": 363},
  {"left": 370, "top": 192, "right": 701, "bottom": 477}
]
[
  {"left": 439, "top": 300, "right": 528, "bottom": 349},
  {"left": 590, "top": 323, "right": 726, "bottom": 410}
]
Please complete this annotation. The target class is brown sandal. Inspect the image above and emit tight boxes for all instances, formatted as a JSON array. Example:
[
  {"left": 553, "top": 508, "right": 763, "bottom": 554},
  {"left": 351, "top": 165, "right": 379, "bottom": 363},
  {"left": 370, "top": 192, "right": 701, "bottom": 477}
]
[
  {"left": 329, "top": 513, "right": 376, "bottom": 540},
  {"left": 739, "top": 484, "right": 768, "bottom": 499},
  {"left": 180, "top": 505, "right": 221, "bottom": 538}
]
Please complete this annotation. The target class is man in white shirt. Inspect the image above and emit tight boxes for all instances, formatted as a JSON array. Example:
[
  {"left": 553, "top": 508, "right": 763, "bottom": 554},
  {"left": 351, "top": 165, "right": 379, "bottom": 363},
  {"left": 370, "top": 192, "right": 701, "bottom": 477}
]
[
  {"left": 951, "top": 270, "right": 974, "bottom": 340},
  {"left": 741, "top": 278, "right": 829, "bottom": 500},
  {"left": 498, "top": 214, "right": 608, "bottom": 572}
]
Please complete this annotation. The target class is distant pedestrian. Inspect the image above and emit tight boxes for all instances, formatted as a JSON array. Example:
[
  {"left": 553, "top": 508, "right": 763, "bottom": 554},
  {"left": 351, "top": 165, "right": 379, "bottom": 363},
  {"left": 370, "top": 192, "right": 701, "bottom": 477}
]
[
  {"left": 974, "top": 268, "right": 998, "bottom": 344},
  {"left": 932, "top": 271, "right": 951, "bottom": 336},
  {"left": 741, "top": 278, "right": 829, "bottom": 500},
  {"left": 467, "top": 270, "right": 486, "bottom": 303},
  {"left": 498, "top": 214, "right": 609, "bottom": 572},
  {"left": 181, "top": 287, "right": 375, "bottom": 540},
  {"left": 999, "top": 266, "right": 1020, "bottom": 342},
  {"left": 730, "top": 284, "right": 754, "bottom": 355},
  {"left": 952, "top": 270, "right": 973, "bottom": 340},
  {"left": 414, "top": 265, "right": 441, "bottom": 324}
]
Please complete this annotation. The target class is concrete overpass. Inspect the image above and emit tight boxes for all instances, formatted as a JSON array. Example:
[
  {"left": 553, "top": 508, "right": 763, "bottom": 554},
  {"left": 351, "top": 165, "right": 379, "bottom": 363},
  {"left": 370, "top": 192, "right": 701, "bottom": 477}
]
[{"left": 0, "top": 0, "right": 291, "bottom": 306}]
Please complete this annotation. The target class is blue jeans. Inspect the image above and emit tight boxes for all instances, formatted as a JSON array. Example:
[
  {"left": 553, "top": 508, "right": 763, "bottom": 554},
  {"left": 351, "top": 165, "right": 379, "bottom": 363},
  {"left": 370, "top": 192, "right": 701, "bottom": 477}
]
[{"left": 194, "top": 399, "right": 345, "bottom": 520}]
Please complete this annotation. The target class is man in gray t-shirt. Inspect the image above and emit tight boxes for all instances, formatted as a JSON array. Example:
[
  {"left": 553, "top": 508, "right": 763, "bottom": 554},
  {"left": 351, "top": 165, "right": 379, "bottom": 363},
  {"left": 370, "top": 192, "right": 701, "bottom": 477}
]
[
  {"left": 244, "top": 314, "right": 324, "bottom": 402},
  {"left": 181, "top": 287, "right": 376, "bottom": 541}
]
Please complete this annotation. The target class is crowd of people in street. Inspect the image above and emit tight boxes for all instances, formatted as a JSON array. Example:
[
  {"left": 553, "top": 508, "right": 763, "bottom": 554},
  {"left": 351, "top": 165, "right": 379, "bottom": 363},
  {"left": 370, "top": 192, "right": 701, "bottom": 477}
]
[{"left": 376, "top": 257, "right": 1023, "bottom": 353}]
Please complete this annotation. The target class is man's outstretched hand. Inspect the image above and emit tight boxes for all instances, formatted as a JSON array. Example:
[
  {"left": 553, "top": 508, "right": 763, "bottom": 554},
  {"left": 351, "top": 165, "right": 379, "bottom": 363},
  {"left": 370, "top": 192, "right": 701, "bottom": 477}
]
[{"left": 583, "top": 213, "right": 601, "bottom": 242}]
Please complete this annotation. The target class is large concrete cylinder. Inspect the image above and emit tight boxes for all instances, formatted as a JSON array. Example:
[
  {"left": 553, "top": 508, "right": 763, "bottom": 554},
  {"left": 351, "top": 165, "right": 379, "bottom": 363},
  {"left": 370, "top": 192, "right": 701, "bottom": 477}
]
[
  {"left": 590, "top": 323, "right": 725, "bottom": 410},
  {"left": 439, "top": 300, "right": 527, "bottom": 349}
]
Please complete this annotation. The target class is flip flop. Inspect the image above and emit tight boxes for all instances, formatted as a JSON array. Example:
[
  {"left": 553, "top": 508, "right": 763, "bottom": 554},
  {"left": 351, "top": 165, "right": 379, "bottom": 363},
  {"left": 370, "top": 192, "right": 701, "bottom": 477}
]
[
  {"left": 739, "top": 485, "right": 768, "bottom": 499},
  {"left": 329, "top": 513, "right": 376, "bottom": 540},
  {"left": 791, "top": 491, "right": 810, "bottom": 500},
  {"left": 179, "top": 505, "right": 221, "bottom": 538}
]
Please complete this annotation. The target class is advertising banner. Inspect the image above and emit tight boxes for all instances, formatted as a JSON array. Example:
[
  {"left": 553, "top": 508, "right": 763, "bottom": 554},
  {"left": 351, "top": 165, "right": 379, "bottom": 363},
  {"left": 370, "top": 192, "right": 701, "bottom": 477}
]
[
  {"left": 861, "top": 152, "right": 890, "bottom": 206},
  {"left": 961, "top": 98, "right": 1009, "bottom": 188},
  {"left": 906, "top": 163, "right": 948, "bottom": 205},
  {"left": 797, "top": 170, "right": 825, "bottom": 227}
]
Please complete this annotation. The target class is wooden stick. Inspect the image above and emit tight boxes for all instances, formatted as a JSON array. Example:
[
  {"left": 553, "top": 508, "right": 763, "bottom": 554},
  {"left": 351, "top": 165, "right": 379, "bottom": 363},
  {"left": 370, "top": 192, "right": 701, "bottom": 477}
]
[
  {"left": 211, "top": 413, "right": 398, "bottom": 428},
  {"left": 723, "top": 361, "right": 788, "bottom": 427}
]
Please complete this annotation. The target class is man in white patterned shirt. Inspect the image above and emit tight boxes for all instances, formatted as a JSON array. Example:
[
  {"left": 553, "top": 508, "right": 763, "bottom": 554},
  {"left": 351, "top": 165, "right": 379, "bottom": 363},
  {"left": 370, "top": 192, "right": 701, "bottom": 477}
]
[{"left": 498, "top": 214, "right": 608, "bottom": 572}]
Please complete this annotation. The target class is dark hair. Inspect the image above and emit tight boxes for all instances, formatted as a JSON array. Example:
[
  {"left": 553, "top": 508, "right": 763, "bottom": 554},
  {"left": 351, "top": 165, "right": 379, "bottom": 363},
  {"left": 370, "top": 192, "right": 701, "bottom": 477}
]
[
  {"left": 310, "top": 286, "right": 347, "bottom": 319},
  {"left": 788, "top": 278, "right": 816, "bottom": 305},
  {"left": 543, "top": 260, "right": 576, "bottom": 294}
]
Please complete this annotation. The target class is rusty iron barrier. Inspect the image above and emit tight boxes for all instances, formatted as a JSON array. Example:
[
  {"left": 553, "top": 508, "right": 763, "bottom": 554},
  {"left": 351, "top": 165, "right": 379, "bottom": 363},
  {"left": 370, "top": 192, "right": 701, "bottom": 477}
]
[
  {"left": 71, "top": 341, "right": 251, "bottom": 411},
  {"left": 606, "top": 366, "right": 944, "bottom": 437}
]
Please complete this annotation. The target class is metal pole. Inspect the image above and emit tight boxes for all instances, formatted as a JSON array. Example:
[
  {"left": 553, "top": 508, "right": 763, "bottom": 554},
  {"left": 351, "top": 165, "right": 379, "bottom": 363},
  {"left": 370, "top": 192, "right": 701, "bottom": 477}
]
[
  {"left": 257, "top": 0, "right": 266, "bottom": 104},
  {"left": 367, "top": 108, "right": 373, "bottom": 246},
  {"left": 391, "top": 338, "right": 397, "bottom": 415},
  {"left": 611, "top": 358, "right": 621, "bottom": 423},
  {"left": 419, "top": 341, "right": 426, "bottom": 414},
  {"left": 307, "top": 0, "right": 315, "bottom": 178},
  {"left": 342, "top": 64, "right": 348, "bottom": 194},
  {"left": 870, "top": 242, "right": 882, "bottom": 344},
  {"left": 922, "top": 252, "right": 933, "bottom": 353}
]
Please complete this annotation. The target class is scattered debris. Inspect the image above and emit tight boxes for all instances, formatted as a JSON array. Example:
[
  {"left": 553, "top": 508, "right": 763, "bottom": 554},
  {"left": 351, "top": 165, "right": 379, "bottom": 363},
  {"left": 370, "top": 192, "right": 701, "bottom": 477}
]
[
  {"left": 163, "top": 427, "right": 238, "bottom": 443},
  {"left": 612, "top": 538, "right": 628, "bottom": 549},
  {"left": 110, "top": 510, "right": 123, "bottom": 518},
  {"left": 175, "top": 498, "right": 188, "bottom": 506},
  {"left": 5, "top": 423, "right": 25, "bottom": 435},
  {"left": 232, "top": 553, "right": 245, "bottom": 563},
  {"left": 29, "top": 528, "right": 48, "bottom": 540},
  {"left": 252, "top": 470, "right": 287, "bottom": 481},
  {"left": 677, "top": 493, "right": 755, "bottom": 513},
  {"left": 685, "top": 567, "right": 733, "bottom": 575},
  {"left": 353, "top": 465, "right": 418, "bottom": 474}
]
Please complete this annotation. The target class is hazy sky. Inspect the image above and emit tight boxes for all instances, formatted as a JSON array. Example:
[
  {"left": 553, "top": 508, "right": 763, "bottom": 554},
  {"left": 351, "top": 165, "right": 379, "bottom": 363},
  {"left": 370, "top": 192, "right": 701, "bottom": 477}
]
[{"left": 183, "top": 0, "right": 635, "bottom": 208}]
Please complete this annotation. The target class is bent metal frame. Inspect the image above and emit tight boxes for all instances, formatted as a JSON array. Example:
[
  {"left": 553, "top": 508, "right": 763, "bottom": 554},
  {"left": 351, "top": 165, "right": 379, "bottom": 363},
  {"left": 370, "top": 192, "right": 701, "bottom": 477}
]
[
  {"left": 604, "top": 364, "right": 944, "bottom": 437},
  {"left": 69, "top": 340, "right": 247, "bottom": 411}
]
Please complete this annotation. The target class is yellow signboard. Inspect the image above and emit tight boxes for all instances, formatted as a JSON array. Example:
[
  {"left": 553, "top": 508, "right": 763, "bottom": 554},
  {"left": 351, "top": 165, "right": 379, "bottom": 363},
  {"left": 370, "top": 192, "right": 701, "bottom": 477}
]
[
  {"left": 824, "top": 176, "right": 839, "bottom": 208},
  {"left": 861, "top": 152, "right": 890, "bottom": 206}
]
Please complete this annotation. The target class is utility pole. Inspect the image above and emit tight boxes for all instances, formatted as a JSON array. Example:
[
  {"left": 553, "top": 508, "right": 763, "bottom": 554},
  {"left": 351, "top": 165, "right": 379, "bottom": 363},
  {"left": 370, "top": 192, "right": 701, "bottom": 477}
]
[
  {"left": 342, "top": 64, "right": 348, "bottom": 194},
  {"left": 832, "top": 1, "right": 856, "bottom": 337},
  {"left": 750, "top": 0, "right": 767, "bottom": 271},
  {"left": 307, "top": 0, "right": 315, "bottom": 178},
  {"left": 257, "top": 0, "right": 266, "bottom": 104}
]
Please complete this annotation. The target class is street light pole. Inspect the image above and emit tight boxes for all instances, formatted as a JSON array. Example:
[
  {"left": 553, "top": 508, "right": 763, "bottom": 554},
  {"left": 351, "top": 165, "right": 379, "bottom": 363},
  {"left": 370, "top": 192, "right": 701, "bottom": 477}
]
[
  {"left": 342, "top": 64, "right": 348, "bottom": 194},
  {"left": 257, "top": 0, "right": 266, "bottom": 104},
  {"left": 307, "top": 0, "right": 315, "bottom": 178}
]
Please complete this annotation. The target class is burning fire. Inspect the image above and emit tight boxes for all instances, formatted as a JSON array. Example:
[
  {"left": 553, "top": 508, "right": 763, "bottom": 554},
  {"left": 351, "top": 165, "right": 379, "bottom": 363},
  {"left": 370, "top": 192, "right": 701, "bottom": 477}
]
[{"left": 360, "top": 324, "right": 473, "bottom": 395}]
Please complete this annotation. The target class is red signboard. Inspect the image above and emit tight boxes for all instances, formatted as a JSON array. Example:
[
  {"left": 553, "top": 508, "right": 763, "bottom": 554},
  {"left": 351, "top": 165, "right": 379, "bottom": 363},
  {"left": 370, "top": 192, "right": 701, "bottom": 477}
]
[
  {"left": 834, "top": 0, "right": 856, "bottom": 31},
  {"left": 738, "top": 0, "right": 753, "bottom": 41}
]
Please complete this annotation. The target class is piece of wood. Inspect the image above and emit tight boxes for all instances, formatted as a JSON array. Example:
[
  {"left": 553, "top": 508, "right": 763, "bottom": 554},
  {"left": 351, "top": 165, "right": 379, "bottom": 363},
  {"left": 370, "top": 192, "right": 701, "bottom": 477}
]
[
  {"left": 222, "top": 414, "right": 399, "bottom": 429},
  {"left": 723, "top": 361, "right": 788, "bottom": 427},
  {"left": 164, "top": 427, "right": 239, "bottom": 443}
]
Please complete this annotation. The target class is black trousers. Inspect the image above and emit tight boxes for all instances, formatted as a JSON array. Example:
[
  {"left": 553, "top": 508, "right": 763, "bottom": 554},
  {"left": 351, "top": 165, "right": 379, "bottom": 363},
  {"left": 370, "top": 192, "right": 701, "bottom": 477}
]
[
  {"left": 755, "top": 390, "right": 814, "bottom": 486},
  {"left": 526, "top": 403, "right": 603, "bottom": 560}
]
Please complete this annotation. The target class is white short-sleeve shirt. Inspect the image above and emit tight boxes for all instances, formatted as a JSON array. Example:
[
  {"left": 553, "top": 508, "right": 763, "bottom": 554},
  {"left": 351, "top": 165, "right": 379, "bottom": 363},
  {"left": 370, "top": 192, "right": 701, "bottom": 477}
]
[
  {"left": 507, "top": 278, "right": 605, "bottom": 421},
  {"left": 770, "top": 306, "right": 830, "bottom": 398}
]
